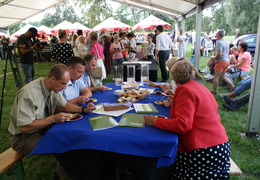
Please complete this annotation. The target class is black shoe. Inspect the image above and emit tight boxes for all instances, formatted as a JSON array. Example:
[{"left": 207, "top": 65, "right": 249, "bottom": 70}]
[
  {"left": 222, "top": 103, "right": 239, "bottom": 111},
  {"left": 223, "top": 95, "right": 234, "bottom": 105}
]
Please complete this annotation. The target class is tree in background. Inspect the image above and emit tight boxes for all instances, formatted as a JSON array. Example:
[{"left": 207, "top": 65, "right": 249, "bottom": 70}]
[
  {"left": 210, "top": 0, "right": 230, "bottom": 34},
  {"left": 115, "top": 4, "right": 150, "bottom": 26},
  {"left": 225, "top": 0, "right": 260, "bottom": 34},
  {"left": 40, "top": 2, "right": 83, "bottom": 28},
  {"left": 77, "top": 0, "right": 112, "bottom": 27}
]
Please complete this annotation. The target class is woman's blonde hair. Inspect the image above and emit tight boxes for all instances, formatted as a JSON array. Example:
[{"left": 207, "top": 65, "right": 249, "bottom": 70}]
[
  {"left": 170, "top": 58, "right": 202, "bottom": 84},
  {"left": 58, "top": 29, "right": 66, "bottom": 39},
  {"left": 166, "top": 57, "right": 179, "bottom": 71}
]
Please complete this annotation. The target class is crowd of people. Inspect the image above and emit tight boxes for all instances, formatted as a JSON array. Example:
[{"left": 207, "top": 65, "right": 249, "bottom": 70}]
[{"left": 4, "top": 24, "right": 255, "bottom": 180}]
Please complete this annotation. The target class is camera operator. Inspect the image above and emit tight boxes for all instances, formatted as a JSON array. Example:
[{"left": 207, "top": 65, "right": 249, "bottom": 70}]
[{"left": 18, "top": 27, "right": 44, "bottom": 84}]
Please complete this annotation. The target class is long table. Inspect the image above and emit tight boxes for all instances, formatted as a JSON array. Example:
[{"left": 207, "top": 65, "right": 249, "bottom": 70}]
[{"left": 30, "top": 83, "right": 178, "bottom": 167}]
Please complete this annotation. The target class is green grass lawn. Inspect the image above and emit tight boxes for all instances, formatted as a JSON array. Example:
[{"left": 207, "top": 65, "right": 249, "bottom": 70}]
[{"left": 0, "top": 36, "right": 259, "bottom": 179}]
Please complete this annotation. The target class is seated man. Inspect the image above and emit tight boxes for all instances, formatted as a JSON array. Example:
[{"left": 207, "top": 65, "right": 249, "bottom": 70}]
[
  {"left": 222, "top": 92, "right": 250, "bottom": 111},
  {"left": 60, "top": 56, "right": 92, "bottom": 104},
  {"left": 80, "top": 54, "right": 109, "bottom": 92},
  {"left": 8, "top": 64, "right": 96, "bottom": 156}
]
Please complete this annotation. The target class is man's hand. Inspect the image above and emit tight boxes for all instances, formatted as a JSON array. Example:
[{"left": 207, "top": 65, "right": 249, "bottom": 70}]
[
  {"left": 76, "top": 96, "right": 89, "bottom": 105},
  {"left": 84, "top": 103, "right": 96, "bottom": 113},
  {"left": 52, "top": 113, "right": 71, "bottom": 123},
  {"left": 155, "top": 56, "right": 158, "bottom": 61},
  {"left": 144, "top": 115, "right": 157, "bottom": 126}
]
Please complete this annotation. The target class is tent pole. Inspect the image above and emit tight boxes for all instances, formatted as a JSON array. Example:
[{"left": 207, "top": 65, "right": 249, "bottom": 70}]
[
  {"left": 246, "top": 15, "right": 260, "bottom": 136},
  {"left": 194, "top": 5, "right": 202, "bottom": 69}
]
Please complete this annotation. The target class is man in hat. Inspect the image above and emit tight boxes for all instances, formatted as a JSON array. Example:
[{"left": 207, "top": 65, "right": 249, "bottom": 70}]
[{"left": 18, "top": 27, "right": 43, "bottom": 84}]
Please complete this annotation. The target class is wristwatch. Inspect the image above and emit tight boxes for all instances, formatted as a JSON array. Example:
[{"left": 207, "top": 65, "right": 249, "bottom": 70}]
[{"left": 81, "top": 106, "right": 87, "bottom": 114}]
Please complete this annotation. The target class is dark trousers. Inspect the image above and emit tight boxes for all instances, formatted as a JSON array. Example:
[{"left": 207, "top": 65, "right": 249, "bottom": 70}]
[
  {"left": 54, "top": 149, "right": 112, "bottom": 180},
  {"left": 234, "top": 92, "right": 250, "bottom": 108},
  {"left": 111, "top": 153, "right": 170, "bottom": 180},
  {"left": 158, "top": 50, "right": 170, "bottom": 81}
]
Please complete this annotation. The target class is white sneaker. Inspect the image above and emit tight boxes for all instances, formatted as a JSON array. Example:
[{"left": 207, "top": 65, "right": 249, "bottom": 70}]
[
  {"left": 204, "top": 74, "right": 213, "bottom": 79},
  {"left": 201, "top": 66, "right": 209, "bottom": 73}
]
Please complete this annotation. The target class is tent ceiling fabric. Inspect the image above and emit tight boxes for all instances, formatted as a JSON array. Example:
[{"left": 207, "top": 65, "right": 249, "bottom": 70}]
[
  {"left": 111, "top": 0, "right": 218, "bottom": 19},
  {"left": 0, "top": 0, "right": 67, "bottom": 29}
]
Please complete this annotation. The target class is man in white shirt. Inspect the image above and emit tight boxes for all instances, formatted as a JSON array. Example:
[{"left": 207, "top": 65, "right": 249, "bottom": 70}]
[{"left": 155, "top": 25, "right": 174, "bottom": 82}]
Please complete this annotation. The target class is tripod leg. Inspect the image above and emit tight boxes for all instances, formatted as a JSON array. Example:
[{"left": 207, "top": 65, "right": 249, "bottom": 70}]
[{"left": 0, "top": 58, "right": 8, "bottom": 125}]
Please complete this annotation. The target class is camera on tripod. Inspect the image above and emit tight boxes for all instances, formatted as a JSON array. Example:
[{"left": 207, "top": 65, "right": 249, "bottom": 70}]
[{"left": 4, "top": 45, "right": 14, "bottom": 54}]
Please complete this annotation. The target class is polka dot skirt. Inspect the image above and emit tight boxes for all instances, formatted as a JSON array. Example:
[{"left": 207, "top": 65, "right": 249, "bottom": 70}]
[{"left": 170, "top": 141, "right": 231, "bottom": 180}]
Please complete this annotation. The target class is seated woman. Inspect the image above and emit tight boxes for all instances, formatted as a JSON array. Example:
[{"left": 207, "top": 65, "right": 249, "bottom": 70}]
[
  {"left": 225, "top": 42, "right": 251, "bottom": 90},
  {"left": 144, "top": 59, "right": 230, "bottom": 179},
  {"left": 203, "top": 36, "right": 214, "bottom": 57}
]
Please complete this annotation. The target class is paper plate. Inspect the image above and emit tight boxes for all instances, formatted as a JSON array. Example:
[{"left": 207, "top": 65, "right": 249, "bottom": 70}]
[
  {"left": 66, "top": 114, "right": 83, "bottom": 122},
  {"left": 88, "top": 98, "right": 97, "bottom": 103},
  {"left": 154, "top": 101, "right": 163, "bottom": 105}
]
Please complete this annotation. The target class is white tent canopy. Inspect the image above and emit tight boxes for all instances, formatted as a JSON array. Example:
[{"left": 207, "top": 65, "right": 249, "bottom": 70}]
[
  {"left": 10, "top": 24, "right": 37, "bottom": 40},
  {"left": 38, "top": 25, "right": 52, "bottom": 35},
  {"left": 0, "top": 0, "right": 67, "bottom": 29}
]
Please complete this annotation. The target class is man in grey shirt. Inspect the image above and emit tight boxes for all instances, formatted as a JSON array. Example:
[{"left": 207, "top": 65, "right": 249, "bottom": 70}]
[{"left": 211, "top": 29, "right": 230, "bottom": 94}]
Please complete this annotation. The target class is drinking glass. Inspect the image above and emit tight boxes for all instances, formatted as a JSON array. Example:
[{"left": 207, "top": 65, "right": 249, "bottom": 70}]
[
  {"left": 127, "top": 65, "right": 135, "bottom": 83},
  {"left": 114, "top": 65, "right": 123, "bottom": 86},
  {"left": 141, "top": 64, "right": 149, "bottom": 83}
]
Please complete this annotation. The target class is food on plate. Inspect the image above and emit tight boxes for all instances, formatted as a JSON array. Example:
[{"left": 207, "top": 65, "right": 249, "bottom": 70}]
[
  {"left": 117, "top": 89, "right": 150, "bottom": 103},
  {"left": 105, "top": 87, "right": 112, "bottom": 91},
  {"left": 154, "top": 91, "right": 163, "bottom": 95},
  {"left": 88, "top": 98, "right": 97, "bottom": 102},
  {"left": 121, "top": 82, "right": 141, "bottom": 90},
  {"left": 155, "top": 115, "right": 167, "bottom": 119},
  {"left": 103, "top": 101, "right": 132, "bottom": 111},
  {"left": 67, "top": 114, "right": 83, "bottom": 121},
  {"left": 154, "top": 101, "right": 163, "bottom": 105}
]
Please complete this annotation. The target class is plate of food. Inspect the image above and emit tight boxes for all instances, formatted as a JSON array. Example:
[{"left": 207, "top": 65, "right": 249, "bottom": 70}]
[
  {"left": 66, "top": 114, "right": 83, "bottom": 122},
  {"left": 105, "top": 87, "right": 112, "bottom": 91},
  {"left": 155, "top": 115, "right": 167, "bottom": 119},
  {"left": 88, "top": 98, "right": 97, "bottom": 103},
  {"left": 153, "top": 91, "right": 166, "bottom": 96},
  {"left": 154, "top": 101, "right": 164, "bottom": 105}
]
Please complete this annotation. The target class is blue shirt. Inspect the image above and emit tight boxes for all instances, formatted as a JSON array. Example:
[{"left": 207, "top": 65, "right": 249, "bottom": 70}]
[
  {"left": 79, "top": 71, "right": 91, "bottom": 88},
  {"left": 60, "top": 80, "right": 85, "bottom": 101}
]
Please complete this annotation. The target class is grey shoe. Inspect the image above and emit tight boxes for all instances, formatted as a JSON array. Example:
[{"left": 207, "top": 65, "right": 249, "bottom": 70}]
[{"left": 222, "top": 103, "right": 239, "bottom": 111}]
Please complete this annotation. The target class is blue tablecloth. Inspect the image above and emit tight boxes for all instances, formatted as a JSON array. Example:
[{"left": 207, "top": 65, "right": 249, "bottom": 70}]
[{"left": 30, "top": 83, "right": 178, "bottom": 167}]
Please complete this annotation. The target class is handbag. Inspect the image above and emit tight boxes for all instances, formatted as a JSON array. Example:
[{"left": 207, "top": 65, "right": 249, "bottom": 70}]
[
  {"left": 227, "top": 67, "right": 241, "bottom": 74},
  {"left": 91, "top": 45, "right": 106, "bottom": 79}
]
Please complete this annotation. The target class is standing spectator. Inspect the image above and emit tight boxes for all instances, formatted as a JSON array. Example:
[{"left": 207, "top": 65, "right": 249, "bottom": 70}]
[
  {"left": 103, "top": 35, "right": 112, "bottom": 76},
  {"left": 98, "top": 30, "right": 105, "bottom": 45},
  {"left": 152, "top": 30, "right": 157, "bottom": 46},
  {"left": 119, "top": 32, "right": 127, "bottom": 59},
  {"left": 210, "top": 28, "right": 217, "bottom": 47},
  {"left": 235, "top": 29, "right": 242, "bottom": 39},
  {"left": 155, "top": 25, "right": 174, "bottom": 82},
  {"left": 77, "top": 35, "right": 88, "bottom": 59},
  {"left": 18, "top": 27, "right": 43, "bottom": 84},
  {"left": 126, "top": 33, "right": 136, "bottom": 57},
  {"left": 142, "top": 33, "right": 155, "bottom": 60},
  {"left": 74, "top": 29, "right": 83, "bottom": 56},
  {"left": 89, "top": 31, "right": 106, "bottom": 86},
  {"left": 211, "top": 29, "right": 230, "bottom": 94},
  {"left": 71, "top": 34, "right": 78, "bottom": 56},
  {"left": 110, "top": 34, "right": 124, "bottom": 67},
  {"left": 0, "top": 36, "right": 4, "bottom": 59},
  {"left": 172, "top": 29, "right": 176, "bottom": 42},
  {"left": 51, "top": 29, "right": 74, "bottom": 64},
  {"left": 177, "top": 29, "right": 187, "bottom": 58},
  {"left": 2, "top": 35, "right": 10, "bottom": 59},
  {"left": 144, "top": 59, "right": 230, "bottom": 179}
]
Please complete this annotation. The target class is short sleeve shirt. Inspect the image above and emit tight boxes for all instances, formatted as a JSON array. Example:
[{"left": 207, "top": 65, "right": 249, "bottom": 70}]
[
  {"left": 8, "top": 78, "right": 67, "bottom": 135},
  {"left": 18, "top": 34, "right": 34, "bottom": 64},
  {"left": 60, "top": 80, "right": 85, "bottom": 101},
  {"left": 216, "top": 39, "right": 229, "bottom": 61},
  {"left": 238, "top": 51, "right": 251, "bottom": 72},
  {"left": 79, "top": 71, "right": 91, "bottom": 88},
  {"left": 110, "top": 42, "right": 124, "bottom": 59}
]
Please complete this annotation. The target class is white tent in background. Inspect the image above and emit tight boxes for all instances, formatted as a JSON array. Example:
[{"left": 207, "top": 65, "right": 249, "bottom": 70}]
[
  {"left": 51, "top": 20, "right": 74, "bottom": 34},
  {"left": 93, "top": 17, "right": 131, "bottom": 32},
  {"left": 132, "top": 15, "right": 171, "bottom": 30},
  {"left": 38, "top": 25, "right": 52, "bottom": 35},
  {"left": 72, "top": 22, "right": 91, "bottom": 33},
  {"left": 0, "top": 32, "right": 8, "bottom": 37},
  {"left": 10, "top": 24, "right": 38, "bottom": 40}
]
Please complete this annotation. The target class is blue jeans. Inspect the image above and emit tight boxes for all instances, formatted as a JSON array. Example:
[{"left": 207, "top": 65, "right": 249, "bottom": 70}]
[
  {"left": 21, "top": 63, "right": 35, "bottom": 84},
  {"left": 234, "top": 76, "right": 252, "bottom": 95},
  {"left": 226, "top": 71, "right": 249, "bottom": 84},
  {"left": 112, "top": 58, "right": 124, "bottom": 66}
]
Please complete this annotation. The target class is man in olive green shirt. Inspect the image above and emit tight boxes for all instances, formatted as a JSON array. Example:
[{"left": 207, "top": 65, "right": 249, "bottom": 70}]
[{"left": 8, "top": 64, "right": 95, "bottom": 155}]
